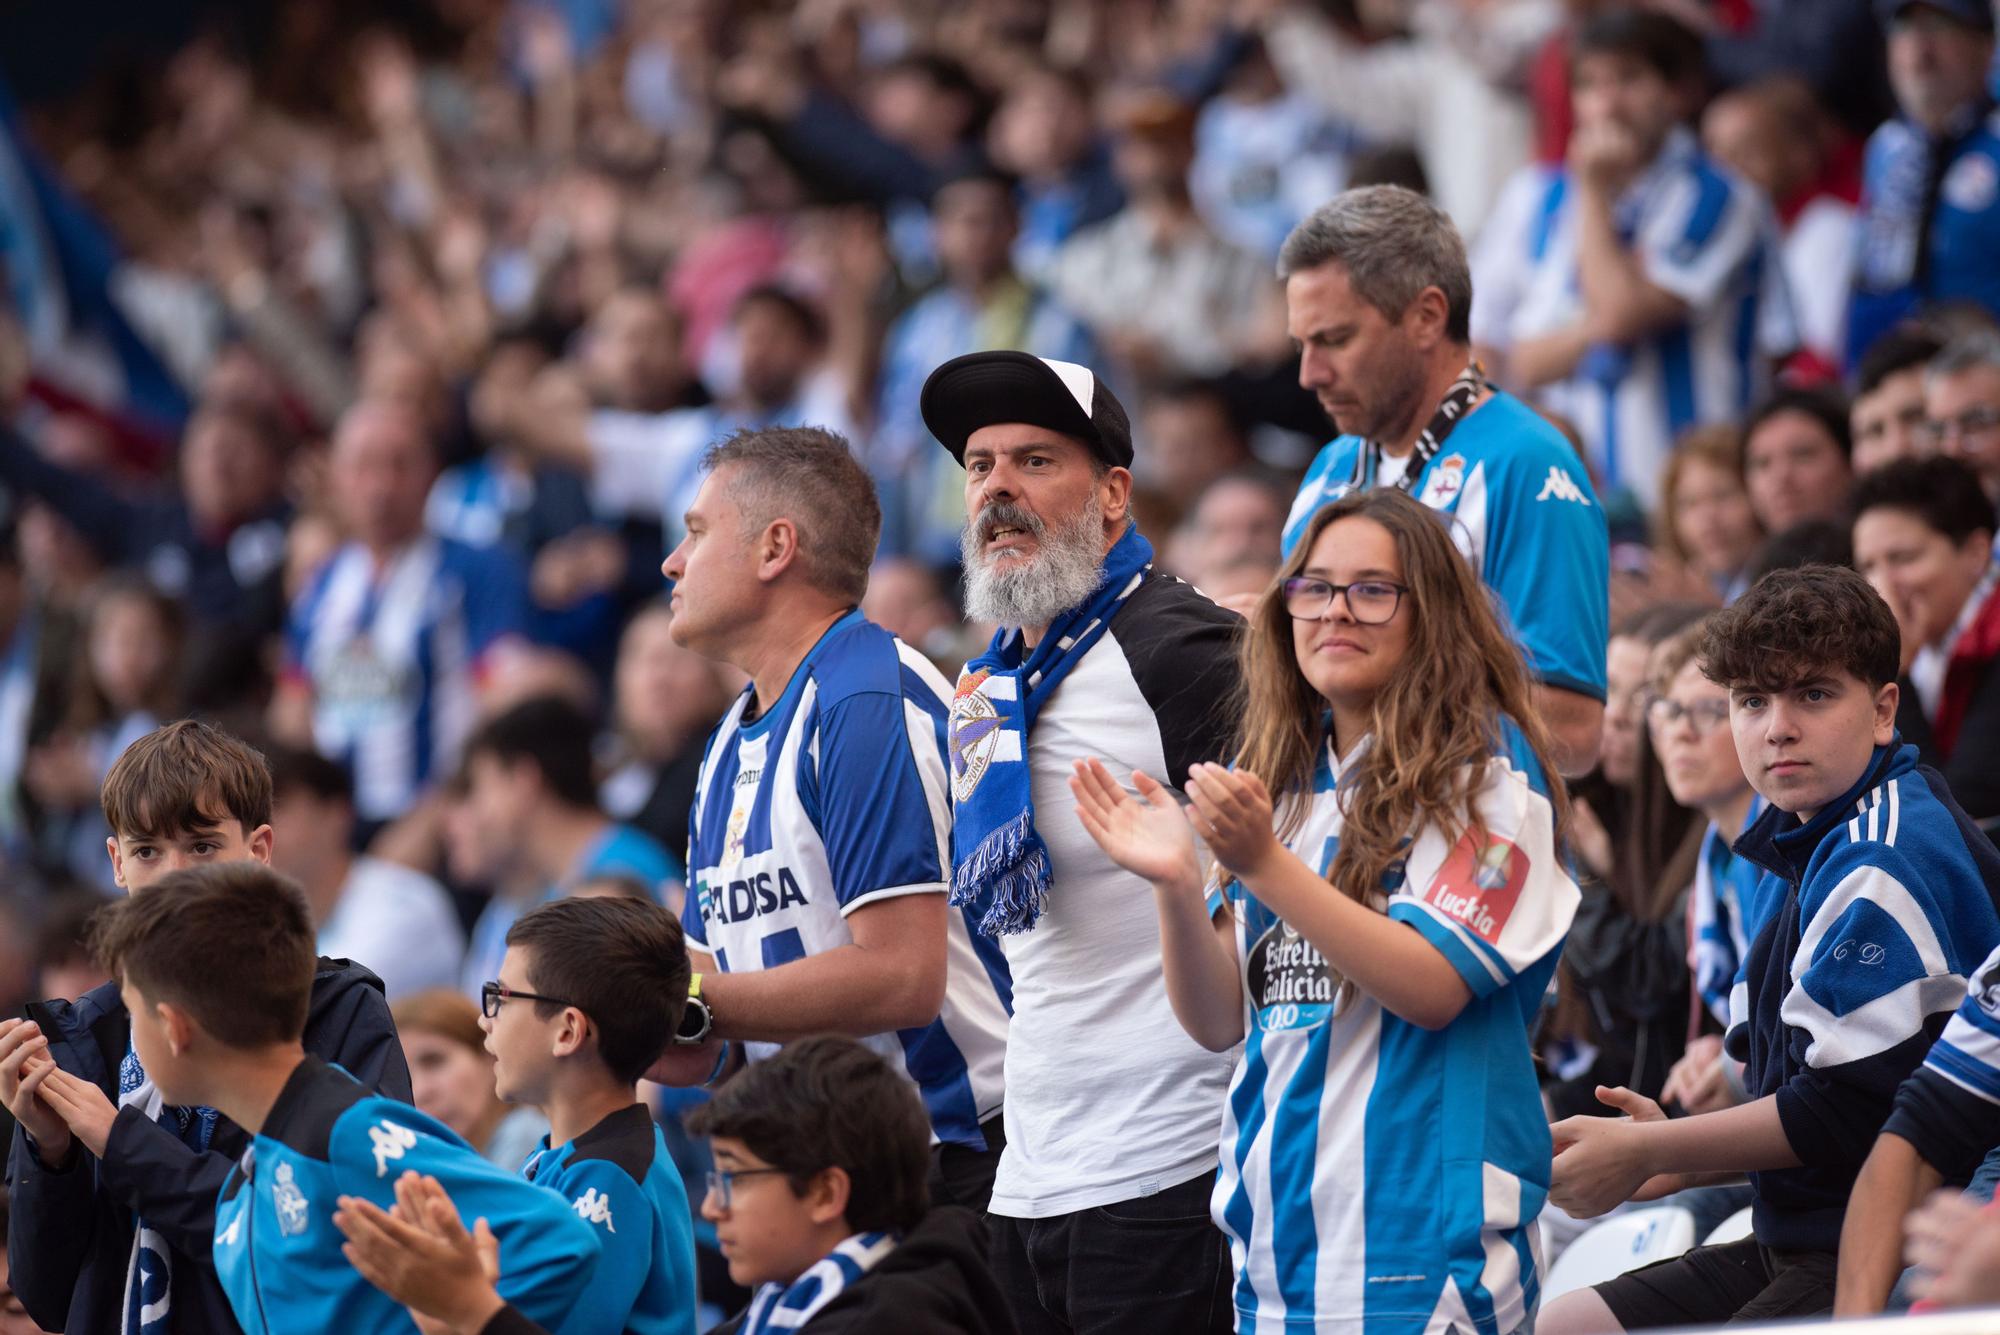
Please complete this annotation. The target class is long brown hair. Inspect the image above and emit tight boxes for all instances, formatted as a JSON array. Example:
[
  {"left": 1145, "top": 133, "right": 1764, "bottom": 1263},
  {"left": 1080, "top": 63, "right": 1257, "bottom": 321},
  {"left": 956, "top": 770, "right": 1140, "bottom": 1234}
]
[{"left": 1234, "top": 490, "right": 1567, "bottom": 906}]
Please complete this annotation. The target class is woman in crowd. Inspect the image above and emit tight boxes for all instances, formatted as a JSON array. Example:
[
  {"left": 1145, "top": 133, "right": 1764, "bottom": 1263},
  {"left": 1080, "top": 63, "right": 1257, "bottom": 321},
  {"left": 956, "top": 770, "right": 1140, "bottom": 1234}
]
[
  {"left": 1543, "top": 602, "right": 1706, "bottom": 1119},
  {"left": 1071, "top": 488, "right": 1576, "bottom": 1334},
  {"left": 391, "top": 988, "right": 548, "bottom": 1171},
  {"left": 1650, "top": 617, "right": 1765, "bottom": 1123},
  {"left": 1655, "top": 425, "right": 1763, "bottom": 604},
  {"left": 1852, "top": 455, "right": 2000, "bottom": 823}
]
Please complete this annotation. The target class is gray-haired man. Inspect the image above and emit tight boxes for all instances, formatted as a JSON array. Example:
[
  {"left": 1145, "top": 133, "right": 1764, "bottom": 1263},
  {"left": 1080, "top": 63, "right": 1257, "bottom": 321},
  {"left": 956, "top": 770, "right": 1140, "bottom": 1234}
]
[
  {"left": 1925, "top": 330, "right": 2000, "bottom": 506},
  {"left": 1279, "top": 184, "right": 1611, "bottom": 775}
]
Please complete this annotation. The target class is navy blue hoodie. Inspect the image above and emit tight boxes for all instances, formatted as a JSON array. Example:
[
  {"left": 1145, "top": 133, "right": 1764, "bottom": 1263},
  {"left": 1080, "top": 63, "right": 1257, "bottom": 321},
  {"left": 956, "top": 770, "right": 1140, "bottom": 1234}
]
[
  {"left": 1725, "top": 740, "right": 2000, "bottom": 1250},
  {"left": 7, "top": 958, "right": 410, "bottom": 1334}
]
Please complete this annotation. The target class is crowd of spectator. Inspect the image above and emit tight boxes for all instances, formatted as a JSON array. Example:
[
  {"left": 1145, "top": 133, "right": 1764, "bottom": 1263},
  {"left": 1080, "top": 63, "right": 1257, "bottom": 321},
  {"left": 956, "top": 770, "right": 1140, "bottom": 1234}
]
[{"left": 4, "top": 0, "right": 2000, "bottom": 1331}]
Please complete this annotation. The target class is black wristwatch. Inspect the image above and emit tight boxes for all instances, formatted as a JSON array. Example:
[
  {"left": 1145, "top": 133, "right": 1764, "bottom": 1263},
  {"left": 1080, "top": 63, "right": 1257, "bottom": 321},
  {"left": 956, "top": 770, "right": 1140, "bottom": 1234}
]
[{"left": 674, "top": 973, "right": 713, "bottom": 1044}]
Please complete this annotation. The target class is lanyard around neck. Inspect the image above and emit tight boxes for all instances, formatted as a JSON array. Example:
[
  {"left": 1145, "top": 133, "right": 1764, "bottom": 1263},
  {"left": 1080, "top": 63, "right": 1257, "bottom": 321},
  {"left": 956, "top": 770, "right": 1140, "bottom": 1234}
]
[{"left": 1354, "top": 362, "right": 1487, "bottom": 494}]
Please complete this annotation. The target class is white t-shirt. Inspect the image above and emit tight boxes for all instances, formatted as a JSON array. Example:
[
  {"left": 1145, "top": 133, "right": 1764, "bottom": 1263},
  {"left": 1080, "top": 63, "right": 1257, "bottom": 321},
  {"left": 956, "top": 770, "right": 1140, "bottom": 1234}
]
[
  {"left": 319, "top": 855, "right": 467, "bottom": 999},
  {"left": 986, "top": 574, "right": 1243, "bottom": 1218}
]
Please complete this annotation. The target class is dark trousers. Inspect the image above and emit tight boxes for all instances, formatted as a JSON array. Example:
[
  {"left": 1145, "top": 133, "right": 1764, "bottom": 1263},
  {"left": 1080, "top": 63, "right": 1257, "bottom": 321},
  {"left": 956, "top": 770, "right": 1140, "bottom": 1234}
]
[
  {"left": 989, "top": 1168, "right": 1234, "bottom": 1335},
  {"left": 932, "top": 1113, "right": 1007, "bottom": 1215}
]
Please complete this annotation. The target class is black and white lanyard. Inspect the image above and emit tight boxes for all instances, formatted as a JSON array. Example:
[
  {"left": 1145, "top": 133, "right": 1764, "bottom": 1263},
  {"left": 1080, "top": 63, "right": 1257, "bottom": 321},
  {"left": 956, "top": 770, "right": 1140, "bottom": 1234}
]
[{"left": 1352, "top": 362, "right": 1487, "bottom": 494}]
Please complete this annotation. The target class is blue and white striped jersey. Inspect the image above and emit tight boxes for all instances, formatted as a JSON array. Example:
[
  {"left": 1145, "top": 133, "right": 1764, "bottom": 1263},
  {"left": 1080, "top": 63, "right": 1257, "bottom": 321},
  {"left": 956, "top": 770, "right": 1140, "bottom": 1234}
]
[
  {"left": 1689, "top": 800, "right": 1776, "bottom": 1029},
  {"left": 684, "top": 611, "right": 1009, "bottom": 1149},
  {"left": 1884, "top": 941, "right": 2000, "bottom": 1184},
  {"left": 1727, "top": 741, "right": 2000, "bottom": 1249},
  {"left": 285, "top": 537, "right": 527, "bottom": 822},
  {"left": 1206, "top": 723, "right": 1578, "bottom": 1334},
  {"left": 1470, "top": 128, "right": 1793, "bottom": 509},
  {"left": 1281, "top": 392, "right": 1609, "bottom": 704}
]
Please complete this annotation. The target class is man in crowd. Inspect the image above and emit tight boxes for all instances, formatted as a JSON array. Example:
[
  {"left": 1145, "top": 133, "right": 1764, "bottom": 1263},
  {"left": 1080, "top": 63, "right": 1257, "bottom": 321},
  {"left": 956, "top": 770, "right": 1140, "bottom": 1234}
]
[
  {"left": 457, "top": 695, "right": 681, "bottom": 993},
  {"left": 268, "top": 745, "right": 464, "bottom": 998},
  {"left": 653, "top": 426, "right": 1012, "bottom": 1213},
  {"left": 1742, "top": 387, "right": 1857, "bottom": 536},
  {"left": 1852, "top": 326, "right": 1947, "bottom": 472},
  {"left": 272, "top": 399, "right": 529, "bottom": 833},
  {"left": 921, "top": 350, "right": 1240, "bottom": 1333},
  {"left": 1926, "top": 330, "right": 2000, "bottom": 505},
  {"left": 873, "top": 162, "right": 1096, "bottom": 567},
  {"left": 1847, "top": 0, "right": 2000, "bottom": 365},
  {"left": 1471, "top": 10, "right": 1789, "bottom": 507},
  {"left": 1281, "top": 186, "right": 1610, "bottom": 775}
]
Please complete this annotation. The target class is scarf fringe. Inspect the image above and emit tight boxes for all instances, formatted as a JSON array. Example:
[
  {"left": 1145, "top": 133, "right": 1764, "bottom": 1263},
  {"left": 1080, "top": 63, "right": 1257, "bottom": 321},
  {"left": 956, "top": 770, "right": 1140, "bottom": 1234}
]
[{"left": 950, "top": 808, "right": 1052, "bottom": 936}]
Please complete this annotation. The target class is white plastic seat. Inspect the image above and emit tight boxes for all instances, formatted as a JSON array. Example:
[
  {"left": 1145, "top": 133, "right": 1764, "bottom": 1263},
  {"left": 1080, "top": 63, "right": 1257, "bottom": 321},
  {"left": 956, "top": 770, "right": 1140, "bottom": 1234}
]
[
  {"left": 1703, "top": 1206, "right": 1755, "bottom": 1247},
  {"left": 1541, "top": 1207, "right": 1699, "bottom": 1302}
]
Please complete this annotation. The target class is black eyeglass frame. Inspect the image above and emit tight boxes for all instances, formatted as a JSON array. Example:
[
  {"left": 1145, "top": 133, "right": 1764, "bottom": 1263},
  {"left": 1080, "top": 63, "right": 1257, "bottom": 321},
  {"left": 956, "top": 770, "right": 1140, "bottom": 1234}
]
[
  {"left": 1280, "top": 576, "right": 1411, "bottom": 625},
  {"left": 704, "top": 1166, "right": 790, "bottom": 1209},
  {"left": 480, "top": 980, "right": 575, "bottom": 1019}
]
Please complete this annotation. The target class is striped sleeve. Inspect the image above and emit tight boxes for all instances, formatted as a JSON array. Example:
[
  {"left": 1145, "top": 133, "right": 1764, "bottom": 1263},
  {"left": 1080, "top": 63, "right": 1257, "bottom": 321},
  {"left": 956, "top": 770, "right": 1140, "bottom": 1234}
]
[
  {"left": 1774, "top": 841, "right": 1975, "bottom": 1169},
  {"left": 1386, "top": 756, "right": 1579, "bottom": 999},
  {"left": 1634, "top": 165, "right": 1764, "bottom": 312},
  {"left": 1882, "top": 944, "right": 2000, "bottom": 1181}
]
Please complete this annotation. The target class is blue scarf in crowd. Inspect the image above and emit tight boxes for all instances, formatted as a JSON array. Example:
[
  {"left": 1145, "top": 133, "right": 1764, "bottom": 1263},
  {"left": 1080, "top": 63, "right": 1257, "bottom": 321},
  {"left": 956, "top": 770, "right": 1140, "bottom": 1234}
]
[
  {"left": 947, "top": 524, "right": 1153, "bottom": 936},
  {"left": 117, "top": 1045, "right": 220, "bottom": 1335},
  {"left": 736, "top": 1231, "right": 899, "bottom": 1334}
]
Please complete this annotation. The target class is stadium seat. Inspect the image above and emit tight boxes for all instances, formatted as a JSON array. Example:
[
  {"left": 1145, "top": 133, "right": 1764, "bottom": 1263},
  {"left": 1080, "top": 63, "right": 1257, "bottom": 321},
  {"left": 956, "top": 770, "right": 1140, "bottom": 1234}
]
[
  {"left": 1704, "top": 1207, "right": 1755, "bottom": 1246},
  {"left": 1542, "top": 1207, "right": 1699, "bottom": 1302}
]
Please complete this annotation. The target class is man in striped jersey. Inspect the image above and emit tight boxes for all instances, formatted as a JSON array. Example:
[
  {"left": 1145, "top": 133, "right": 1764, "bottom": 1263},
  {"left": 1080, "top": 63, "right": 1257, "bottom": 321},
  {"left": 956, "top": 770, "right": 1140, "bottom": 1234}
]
[
  {"left": 1544, "top": 566, "right": 2000, "bottom": 1330},
  {"left": 651, "top": 425, "right": 1011, "bottom": 1213}
]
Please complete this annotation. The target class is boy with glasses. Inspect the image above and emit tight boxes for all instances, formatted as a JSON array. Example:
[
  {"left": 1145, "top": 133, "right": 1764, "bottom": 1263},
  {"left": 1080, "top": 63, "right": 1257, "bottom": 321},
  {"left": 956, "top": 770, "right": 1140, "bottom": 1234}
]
[
  {"left": 87, "top": 862, "right": 597, "bottom": 1335},
  {"left": 480, "top": 895, "right": 697, "bottom": 1334},
  {"left": 336, "top": 1036, "right": 1010, "bottom": 1335}
]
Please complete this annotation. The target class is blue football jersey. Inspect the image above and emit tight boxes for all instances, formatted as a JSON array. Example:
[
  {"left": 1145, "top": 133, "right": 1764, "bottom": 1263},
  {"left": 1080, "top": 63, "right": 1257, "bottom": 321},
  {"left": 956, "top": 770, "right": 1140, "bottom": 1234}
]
[
  {"left": 684, "top": 611, "right": 1010, "bottom": 1148},
  {"left": 522, "top": 1104, "right": 696, "bottom": 1335},
  {"left": 1282, "top": 391, "right": 1608, "bottom": 703},
  {"left": 1205, "top": 723, "right": 1578, "bottom": 1334},
  {"left": 213, "top": 1058, "right": 596, "bottom": 1335}
]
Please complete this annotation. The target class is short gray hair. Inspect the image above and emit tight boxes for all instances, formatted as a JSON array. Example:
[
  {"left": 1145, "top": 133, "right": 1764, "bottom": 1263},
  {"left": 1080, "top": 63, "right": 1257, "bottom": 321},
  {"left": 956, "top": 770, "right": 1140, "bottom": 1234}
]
[
  {"left": 1929, "top": 330, "right": 2000, "bottom": 385},
  {"left": 1276, "top": 186, "right": 1472, "bottom": 342},
  {"left": 702, "top": 426, "right": 879, "bottom": 603}
]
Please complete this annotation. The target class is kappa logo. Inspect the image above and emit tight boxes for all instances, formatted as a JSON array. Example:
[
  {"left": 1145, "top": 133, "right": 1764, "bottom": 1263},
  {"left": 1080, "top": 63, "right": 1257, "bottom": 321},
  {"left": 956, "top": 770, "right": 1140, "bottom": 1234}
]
[
  {"left": 218, "top": 1214, "right": 243, "bottom": 1247},
  {"left": 273, "top": 1160, "right": 310, "bottom": 1237},
  {"left": 1535, "top": 466, "right": 1591, "bottom": 506},
  {"left": 573, "top": 1188, "right": 617, "bottom": 1232},
  {"left": 370, "top": 1119, "right": 418, "bottom": 1177}
]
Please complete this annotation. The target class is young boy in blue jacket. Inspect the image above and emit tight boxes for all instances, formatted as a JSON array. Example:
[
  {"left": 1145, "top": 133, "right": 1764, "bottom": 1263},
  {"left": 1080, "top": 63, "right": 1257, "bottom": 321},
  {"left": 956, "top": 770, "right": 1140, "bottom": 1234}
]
[
  {"left": 1540, "top": 565, "right": 2000, "bottom": 1330},
  {"left": 86, "top": 860, "right": 600, "bottom": 1335},
  {"left": 481, "top": 895, "right": 699, "bottom": 1335},
  {"left": 0, "top": 720, "right": 411, "bottom": 1335}
]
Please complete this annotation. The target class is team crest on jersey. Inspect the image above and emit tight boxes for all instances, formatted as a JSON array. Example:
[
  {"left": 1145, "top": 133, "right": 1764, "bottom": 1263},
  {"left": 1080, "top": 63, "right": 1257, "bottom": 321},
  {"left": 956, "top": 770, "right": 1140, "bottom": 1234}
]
[
  {"left": 950, "top": 670, "right": 1002, "bottom": 804},
  {"left": 724, "top": 806, "right": 750, "bottom": 868},
  {"left": 1419, "top": 452, "right": 1467, "bottom": 508},
  {"left": 1427, "top": 831, "right": 1529, "bottom": 944},
  {"left": 1975, "top": 952, "right": 2000, "bottom": 1017},
  {"left": 1945, "top": 154, "right": 1998, "bottom": 213},
  {"left": 273, "top": 1160, "right": 310, "bottom": 1237}
]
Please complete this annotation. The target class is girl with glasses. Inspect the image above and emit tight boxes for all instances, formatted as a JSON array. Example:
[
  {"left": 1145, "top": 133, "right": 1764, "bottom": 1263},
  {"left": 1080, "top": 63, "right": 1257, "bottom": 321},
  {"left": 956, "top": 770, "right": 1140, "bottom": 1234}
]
[{"left": 1070, "top": 488, "right": 1578, "bottom": 1334}]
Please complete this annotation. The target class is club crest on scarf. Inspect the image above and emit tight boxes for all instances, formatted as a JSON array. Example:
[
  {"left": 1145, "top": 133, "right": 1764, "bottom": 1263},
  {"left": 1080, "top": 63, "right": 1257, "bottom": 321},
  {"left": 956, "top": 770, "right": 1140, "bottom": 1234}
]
[{"left": 949, "top": 669, "right": 1016, "bottom": 805}]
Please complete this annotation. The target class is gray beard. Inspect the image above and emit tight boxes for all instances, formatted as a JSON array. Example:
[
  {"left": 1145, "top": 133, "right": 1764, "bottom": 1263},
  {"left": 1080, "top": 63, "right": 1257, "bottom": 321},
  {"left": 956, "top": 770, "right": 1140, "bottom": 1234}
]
[{"left": 961, "top": 495, "right": 1109, "bottom": 629}]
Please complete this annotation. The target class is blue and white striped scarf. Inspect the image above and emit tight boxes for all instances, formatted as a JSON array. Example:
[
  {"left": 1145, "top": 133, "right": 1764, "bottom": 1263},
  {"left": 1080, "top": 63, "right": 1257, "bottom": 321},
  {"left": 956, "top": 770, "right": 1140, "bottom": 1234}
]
[
  {"left": 947, "top": 525, "right": 1153, "bottom": 936},
  {"left": 117, "top": 1045, "right": 220, "bottom": 1335},
  {"left": 737, "top": 1231, "right": 899, "bottom": 1334}
]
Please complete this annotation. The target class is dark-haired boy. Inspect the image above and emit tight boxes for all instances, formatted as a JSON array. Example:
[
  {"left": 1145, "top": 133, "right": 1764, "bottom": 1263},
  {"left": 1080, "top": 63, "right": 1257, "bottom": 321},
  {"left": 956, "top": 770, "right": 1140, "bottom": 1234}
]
[
  {"left": 335, "top": 1037, "right": 1012, "bottom": 1335},
  {"left": 86, "top": 861, "right": 596, "bottom": 1335},
  {"left": 482, "top": 896, "right": 697, "bottom": 1335},
  {"left": 0, "top": 719, "right": 412, "bottom": 1335},
  {"left": 1541, "top": 565, "right": 2000, "bottom": 1331}
]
